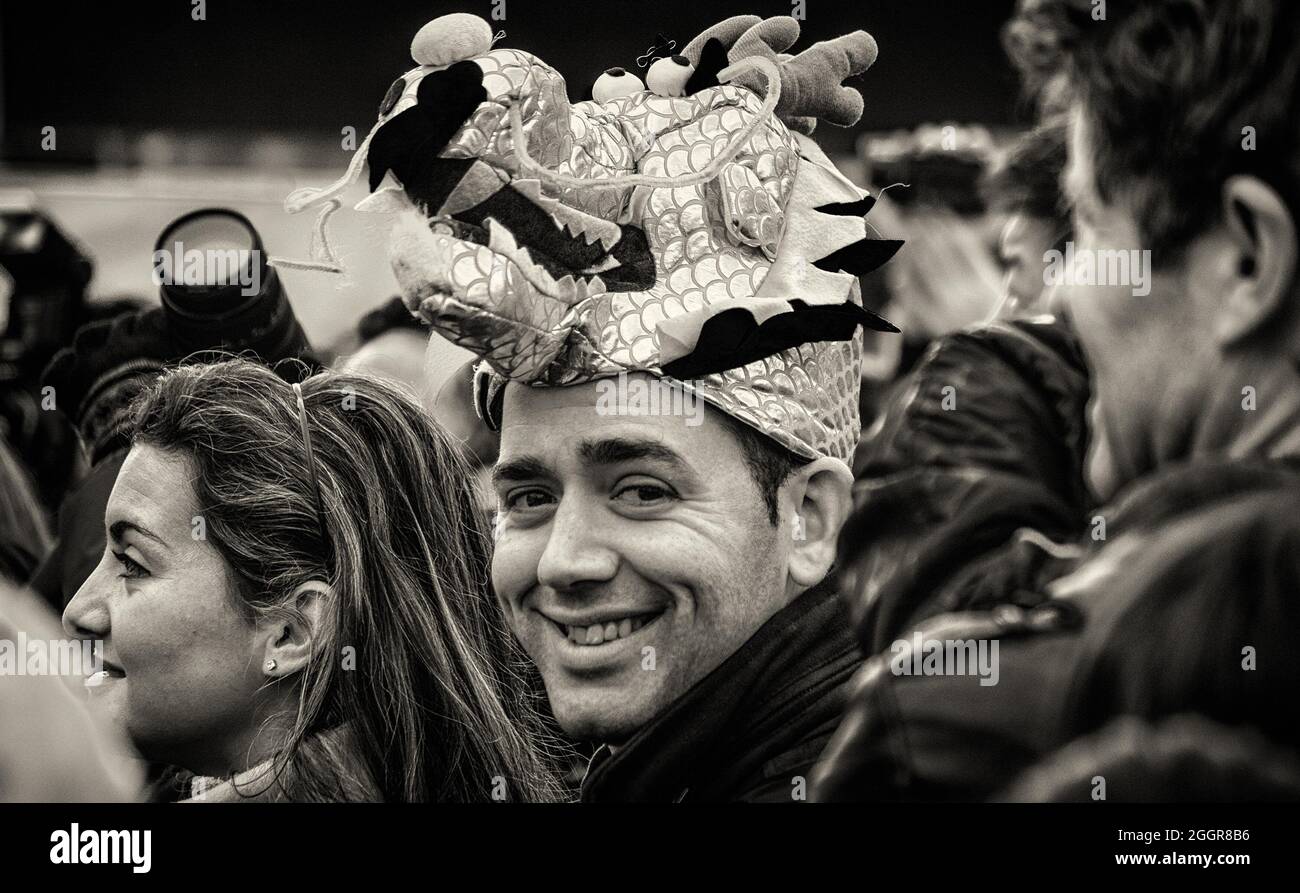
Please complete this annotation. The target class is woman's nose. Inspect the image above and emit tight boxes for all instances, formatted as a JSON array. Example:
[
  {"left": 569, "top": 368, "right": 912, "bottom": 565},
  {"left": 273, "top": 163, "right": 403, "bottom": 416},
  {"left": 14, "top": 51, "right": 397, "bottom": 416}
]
[{"left": 62, "top": 555, "right": 113, "bottom": 640}]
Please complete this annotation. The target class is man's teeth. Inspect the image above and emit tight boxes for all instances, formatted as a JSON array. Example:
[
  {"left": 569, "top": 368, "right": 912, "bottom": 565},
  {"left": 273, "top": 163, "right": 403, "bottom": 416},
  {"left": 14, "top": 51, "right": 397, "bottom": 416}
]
[{"left": 565, "top": 615, "right": 653, "bottom": 646}]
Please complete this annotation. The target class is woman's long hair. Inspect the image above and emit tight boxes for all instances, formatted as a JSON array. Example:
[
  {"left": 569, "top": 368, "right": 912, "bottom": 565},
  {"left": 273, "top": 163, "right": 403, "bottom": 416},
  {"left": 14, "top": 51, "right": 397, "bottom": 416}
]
[{"left": 131, "top": 357, "right": 566, "bottom": 802}]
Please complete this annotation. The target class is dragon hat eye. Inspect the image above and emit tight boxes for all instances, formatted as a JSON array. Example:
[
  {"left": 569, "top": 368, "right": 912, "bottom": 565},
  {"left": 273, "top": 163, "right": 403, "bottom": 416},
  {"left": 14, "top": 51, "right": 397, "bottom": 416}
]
[{"left": 593, "top": 67, "right": 645, "bottom": 103}]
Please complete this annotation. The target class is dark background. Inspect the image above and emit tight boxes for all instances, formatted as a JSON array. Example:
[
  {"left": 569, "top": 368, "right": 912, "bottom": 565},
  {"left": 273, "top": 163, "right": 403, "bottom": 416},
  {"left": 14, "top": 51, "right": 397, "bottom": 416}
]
[{"left": 1, "top": 0, "right": 1024, "bottom": 164}]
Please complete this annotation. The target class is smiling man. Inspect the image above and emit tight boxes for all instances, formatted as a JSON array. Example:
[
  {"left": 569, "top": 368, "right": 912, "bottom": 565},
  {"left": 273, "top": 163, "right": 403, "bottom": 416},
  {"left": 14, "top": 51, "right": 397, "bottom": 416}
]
[
  {"left": 331, "top": 12, "right": 905, "bottom": 800},
  {"left": 490, "top": 380, "right": 854, "bottom": 792}
]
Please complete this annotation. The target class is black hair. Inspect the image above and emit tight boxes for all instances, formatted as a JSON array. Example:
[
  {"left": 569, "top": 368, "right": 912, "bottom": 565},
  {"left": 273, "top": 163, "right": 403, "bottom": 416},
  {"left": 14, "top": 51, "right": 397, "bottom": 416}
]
[
  {"left": 718, "top": 412, "right": 809, "bottom": 527},
  {"left": 982, "top": 116, "right": 1071, "bottom": 223},
  {"left": 1004, "top": 0, "right": 1300, "bottom": 260}
]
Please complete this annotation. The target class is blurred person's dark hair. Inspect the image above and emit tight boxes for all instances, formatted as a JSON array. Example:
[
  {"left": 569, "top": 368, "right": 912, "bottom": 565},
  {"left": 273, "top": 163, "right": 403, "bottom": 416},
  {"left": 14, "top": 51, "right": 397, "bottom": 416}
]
[
  {"left": 0, "top": 435, "right": 52, "bottom": 584},
  {"left": 863, "top": 124, "right": 997, "bottom": 217},
  {"left": 82, "top": 295, "right": 149, "bottom": 324},
  {"left": 981, "top": 116, "right": 1070, "bottom": 224},
  {"left": 1003, "top": 0, "right": 1300, "bottom": 262},
  {"left": 320, "top": 296, "right": 426, "bottom": 369},
  {"left": 0, "top": 202, "right": 92, "bottom": 382},
  {"left": 357, "top": 295, "right": 426, "bottom": 343},
  {"left": 333, "top": 296, "right": 437, "bottom": 432}
]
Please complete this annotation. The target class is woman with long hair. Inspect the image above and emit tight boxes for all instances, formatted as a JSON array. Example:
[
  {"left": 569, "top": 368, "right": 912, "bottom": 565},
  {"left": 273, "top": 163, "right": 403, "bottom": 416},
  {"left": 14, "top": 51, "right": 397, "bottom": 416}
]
[{"left": 63, "top": 358, "right": 565, "bottom": 802}]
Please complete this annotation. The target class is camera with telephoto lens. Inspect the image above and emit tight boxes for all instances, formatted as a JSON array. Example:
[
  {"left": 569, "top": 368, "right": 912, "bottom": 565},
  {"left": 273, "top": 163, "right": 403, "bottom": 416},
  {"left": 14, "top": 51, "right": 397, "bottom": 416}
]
[{"left": 152, "top": 207, "right": 313, "bottom": 362}]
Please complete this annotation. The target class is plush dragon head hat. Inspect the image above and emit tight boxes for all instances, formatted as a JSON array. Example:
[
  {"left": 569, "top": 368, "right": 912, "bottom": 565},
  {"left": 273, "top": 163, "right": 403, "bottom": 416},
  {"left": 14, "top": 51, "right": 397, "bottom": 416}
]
[{"left": 285, "top": 12, "right": 902, "bottom": 464}]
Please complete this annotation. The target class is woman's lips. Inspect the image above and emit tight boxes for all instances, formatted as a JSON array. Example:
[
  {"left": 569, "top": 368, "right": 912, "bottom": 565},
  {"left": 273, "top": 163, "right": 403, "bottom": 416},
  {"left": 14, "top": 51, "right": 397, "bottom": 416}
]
[{"left": 86, "top": 658, "right": 126, "bottom": 688}]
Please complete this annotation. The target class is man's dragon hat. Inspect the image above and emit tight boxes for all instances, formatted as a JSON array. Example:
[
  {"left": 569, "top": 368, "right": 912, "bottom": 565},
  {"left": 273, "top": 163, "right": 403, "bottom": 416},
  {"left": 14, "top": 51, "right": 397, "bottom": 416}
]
[{"left": 284, "top": 12, "right": 902, "bottom": 464}]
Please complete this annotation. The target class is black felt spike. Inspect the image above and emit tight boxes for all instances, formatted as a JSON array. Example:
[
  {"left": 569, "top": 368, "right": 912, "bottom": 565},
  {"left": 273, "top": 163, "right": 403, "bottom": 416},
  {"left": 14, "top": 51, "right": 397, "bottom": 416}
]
[
  {"left": 685, "top": 37, "right": 728, "bottom": 95},
  {"left": 399, "top": 157, "right": 477, "bottom": 216},
  {"left": 660, "top": 300, "right": 898, "bottom": 380},
  {"left": 415, "top": 59, "right": 488, "bottom": 147},
  {"left": 813, "top": 238, "right": 905, "bottom": 277},
  {"left": 787, "top": 299, "right": 898, "bottom": 333},
  {"left": 366, "top": 107, "right": 432, "bottom": 191},
  {"left": 367, "top": 60, "right": 487, "bottom": 193},
  {"left": 814, "top": 196, "right": 877, "bottom": 217}
]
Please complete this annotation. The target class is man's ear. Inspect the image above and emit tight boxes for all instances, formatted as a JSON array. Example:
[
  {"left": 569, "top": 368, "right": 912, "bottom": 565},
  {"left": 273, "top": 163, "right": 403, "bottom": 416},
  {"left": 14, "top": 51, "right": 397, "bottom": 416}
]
[
  {"left": 259, "top": 581, "right": 332, "bottom": 679},
  {"left": 782, "top": 457, "right": 854, "bottom": 591},
  {"left": 1214, "top": 175, "right": 1298, "bottom": 346}
]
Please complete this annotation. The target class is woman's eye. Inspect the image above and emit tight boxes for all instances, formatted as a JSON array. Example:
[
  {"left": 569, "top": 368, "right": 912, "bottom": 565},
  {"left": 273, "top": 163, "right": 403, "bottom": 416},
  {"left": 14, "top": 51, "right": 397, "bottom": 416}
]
[{"left": 113, "top": 551, "right": 148, "bottom": 579}]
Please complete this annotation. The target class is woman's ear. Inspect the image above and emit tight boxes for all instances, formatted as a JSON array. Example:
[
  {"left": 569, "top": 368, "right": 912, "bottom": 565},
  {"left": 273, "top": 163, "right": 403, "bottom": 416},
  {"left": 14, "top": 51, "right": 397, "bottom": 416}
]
[
  {"left": 782, "top": 457, "right": 854, "bottom": 592},
  {"left": 258, "top": 581, "right": 332, "bottom": 679},
  {"left": 1214, "top": 175, "right": 1298, "bottom": 346}
]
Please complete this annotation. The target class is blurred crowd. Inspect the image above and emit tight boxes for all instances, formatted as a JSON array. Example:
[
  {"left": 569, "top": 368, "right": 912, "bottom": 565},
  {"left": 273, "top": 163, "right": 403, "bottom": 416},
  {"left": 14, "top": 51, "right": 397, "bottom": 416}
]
[{"left": 2, "top": 0, "right": 1299, "bottom": 803}]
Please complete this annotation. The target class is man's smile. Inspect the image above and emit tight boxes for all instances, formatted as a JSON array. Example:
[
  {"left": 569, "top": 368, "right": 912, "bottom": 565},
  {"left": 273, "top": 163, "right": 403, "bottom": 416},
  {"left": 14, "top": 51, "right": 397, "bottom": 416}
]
[
  {"left": 534, "top": 607, "right": 668, "bottom": 668},
  {"left": 549, "top": 611, "right": 662, "bottom": 646}
]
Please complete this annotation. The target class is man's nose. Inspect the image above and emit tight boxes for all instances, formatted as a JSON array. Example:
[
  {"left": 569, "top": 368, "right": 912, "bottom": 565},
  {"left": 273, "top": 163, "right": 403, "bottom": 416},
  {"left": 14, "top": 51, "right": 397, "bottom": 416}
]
[
  {"left": 62, "top": 554, "right": 113, "bottom": 640},
  {"left": 535, "top": 496, "right": 619, "bottom": 592}
]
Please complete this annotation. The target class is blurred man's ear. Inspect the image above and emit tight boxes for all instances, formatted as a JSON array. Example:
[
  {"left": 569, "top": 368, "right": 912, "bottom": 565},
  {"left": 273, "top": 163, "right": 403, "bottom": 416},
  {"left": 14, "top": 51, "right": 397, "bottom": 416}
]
[
  {"left": 1214, "top": 175, "right": 1298, "bottom": 346},
  {"left": 782, "top": 458, "right": 854, "bottom": 593}
]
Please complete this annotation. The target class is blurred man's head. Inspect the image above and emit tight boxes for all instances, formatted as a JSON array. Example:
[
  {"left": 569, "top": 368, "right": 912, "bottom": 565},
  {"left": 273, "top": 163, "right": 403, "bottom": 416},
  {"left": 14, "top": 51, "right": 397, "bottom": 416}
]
[
  {"left": 1006, "top": 0, "right": 1300, "bottom": 497},
  {"left": 982, "top": 117, "right": 1071, "bottom": 317},
  {"left": 489, "top": 377, "right": 852, "bottom": 743},
  {"left": 337, "top": 297, "right": 438, "bottom": 414}
]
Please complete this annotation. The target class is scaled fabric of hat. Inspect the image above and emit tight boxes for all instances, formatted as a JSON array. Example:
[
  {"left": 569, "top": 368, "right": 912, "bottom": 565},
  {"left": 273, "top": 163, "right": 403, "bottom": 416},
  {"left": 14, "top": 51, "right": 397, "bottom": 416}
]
[{"left": 286, "top": 12, "right": 903, "bottom": 464}]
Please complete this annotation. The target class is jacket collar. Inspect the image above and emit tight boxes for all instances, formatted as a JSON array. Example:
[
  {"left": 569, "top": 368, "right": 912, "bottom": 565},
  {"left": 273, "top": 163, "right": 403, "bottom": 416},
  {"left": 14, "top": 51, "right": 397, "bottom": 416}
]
[{"left": 580, "top": 579, "right": 859, "bottom": 802}]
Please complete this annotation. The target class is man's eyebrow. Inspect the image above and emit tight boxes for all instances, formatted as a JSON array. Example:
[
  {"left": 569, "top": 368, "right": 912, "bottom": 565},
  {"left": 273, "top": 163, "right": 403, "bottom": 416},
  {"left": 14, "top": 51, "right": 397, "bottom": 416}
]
[
  {"left": 578, "top": 437, "right": 689, "bottom": 470},
  {"left": 108, "top": 520, "right": 167, "bottom": 548},
  {"left": 491, "top": 456, "right": 553, "bottom": 487}
]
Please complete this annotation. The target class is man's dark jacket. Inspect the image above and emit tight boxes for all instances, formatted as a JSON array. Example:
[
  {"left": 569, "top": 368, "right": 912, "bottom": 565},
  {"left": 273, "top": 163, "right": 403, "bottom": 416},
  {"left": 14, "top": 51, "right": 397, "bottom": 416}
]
[
  {"left": 580, "top": 581, "right": 861, "bottom": 803},
  {"left": 811, "top": 316, "right": 1300, "bottom": 801}
]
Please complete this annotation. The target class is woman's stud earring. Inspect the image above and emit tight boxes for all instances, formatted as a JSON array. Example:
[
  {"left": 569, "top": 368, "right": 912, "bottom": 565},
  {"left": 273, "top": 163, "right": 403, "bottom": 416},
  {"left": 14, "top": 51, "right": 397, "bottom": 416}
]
[{"left": 264, "top": 659, "right": 277, "bottom": 673}]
